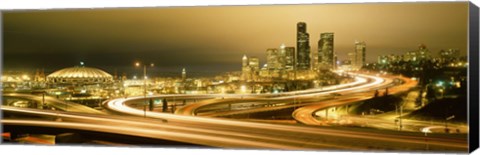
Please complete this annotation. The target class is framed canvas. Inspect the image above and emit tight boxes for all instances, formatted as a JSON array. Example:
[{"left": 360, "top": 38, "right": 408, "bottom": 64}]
[{"left": 1, "top": 0, "right": 479, "bottom": 154}]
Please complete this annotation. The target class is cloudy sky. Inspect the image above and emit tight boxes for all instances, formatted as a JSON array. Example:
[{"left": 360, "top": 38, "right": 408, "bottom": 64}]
[{"left": 2, "top": 2, "right": 469, "bottom": 76}]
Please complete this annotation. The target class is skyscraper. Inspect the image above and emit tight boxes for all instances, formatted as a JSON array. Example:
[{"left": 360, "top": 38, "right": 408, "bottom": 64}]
[
  {"left": 241, "top": 55, "right": 260, "bottom": 81},
  {"left": 266, "top": 48, "right": 281, "bottom": 70},
  {"left": 278, "top": 44, "right": 296, "bottom": 71},
  {"left": 355, "top": 41, "right": 366, "bottom": 68},
  {"left": 284, "top": 47, "right": 295, "bottom": 71},
  {"left": 278, "top": 44, "right": 287, "bottom": 69},
  {"left": 182, "top": 68, "right": 186, "bottom": 81},
  {"left": 241, "top": 55, "right": 251, "bottom": 81},
  {"left": 318, "top": 32, "right": 334, "bottom": 70},
  {"left": 296, "top": 22, "right": 311, "bottom": 70},
  {"left": 248, "top": 57, "right": 260, "bottom": 71}
]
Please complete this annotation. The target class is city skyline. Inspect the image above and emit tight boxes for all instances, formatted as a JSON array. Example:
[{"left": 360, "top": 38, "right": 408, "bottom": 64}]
[
  {"left": 1, "top": 1, "right": 474, "bottom": 151},
  {"left": 3, "top": 2, "right": 468, "bottom": 75}
]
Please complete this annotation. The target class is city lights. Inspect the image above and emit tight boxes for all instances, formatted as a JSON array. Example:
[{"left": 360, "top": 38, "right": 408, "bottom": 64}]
[{"left": 1, "top": 3, "right": 472, "bottom": 152}]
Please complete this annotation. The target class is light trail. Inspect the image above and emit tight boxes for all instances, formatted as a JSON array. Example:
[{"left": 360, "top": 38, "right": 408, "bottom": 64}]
[
  {"left": 292, "top": 75, "right": 419, "bottom": 128},
  {"left": 3, "top": 103, "right": 467, "bottom": 150},
  {"left": 4, "top": 72, "right": 467, "bottom": 151}
]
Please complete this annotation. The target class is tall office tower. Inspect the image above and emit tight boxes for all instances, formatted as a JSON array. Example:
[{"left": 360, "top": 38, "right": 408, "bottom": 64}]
[
  {"left": 318, "top": 32, "right": 334, "bottom": 70},
  {"left": 241, "top": 55, "right": 251, "bottom": 81},
  {"left": 348, "top": 52, "right": 356, "bottom": 69},
  {"left": 242, "top": 54, "right": 248, "bottom": 68},
  {"left": 182, "top": 68, "right": 186, "bottom": 81},
  {"left": 266, "top": 48, "right": 281, "bottom": 70},
  {"left": 355, "top": 41, "right": 366, "bottom": 68},
  {"left": 417, "top": 44, "right": 431, "bottom": 60},
  {"left": 278, "top": 44, "right": 287, "bottom": 69},
  {"left": 284, "top": 47, "right": 296, "bottom": 70},
  {"left": 296, "top": 22, "right": 311, "bottom": 70},
  {"left": 248, "top": 57, "right": 260, "bottom": 81},
  {"left": 248, "top": 57, "right": 260, "bottom": 71}
]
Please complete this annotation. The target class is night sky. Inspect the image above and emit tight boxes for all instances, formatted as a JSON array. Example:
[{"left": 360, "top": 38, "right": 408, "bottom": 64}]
[{"left": 2, "top": 2, "right": 468, "bottom": 77}]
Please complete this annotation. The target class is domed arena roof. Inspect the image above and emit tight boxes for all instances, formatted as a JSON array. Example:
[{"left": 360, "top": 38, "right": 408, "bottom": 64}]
[{"left": 47, "top": 66, "right": 113, "bottom": 84}]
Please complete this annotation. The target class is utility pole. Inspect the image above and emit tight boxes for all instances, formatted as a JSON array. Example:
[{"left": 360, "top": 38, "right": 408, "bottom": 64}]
[
  {"left": 136, "top": 62, "right": 154, "bottom": 118},
  {"left": 445, "top": 115, "right": 455, "bottom": 133},
  {"left": 143, "top": 65, "right": 147, "bottom": 118},
  {"left": 42, "top": 92, "right": 45, "bottom": 109},
  {"left": 399, "top": 104, "right": 403, "bottom": 131}
]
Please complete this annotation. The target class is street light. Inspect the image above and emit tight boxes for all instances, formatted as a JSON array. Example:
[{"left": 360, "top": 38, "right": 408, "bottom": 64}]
[
  {"left": 135, "top": 62, "right": 154, "bottom": 118},
  {"left": 445, "top": 115, "right": 455, "bottom": 133}
]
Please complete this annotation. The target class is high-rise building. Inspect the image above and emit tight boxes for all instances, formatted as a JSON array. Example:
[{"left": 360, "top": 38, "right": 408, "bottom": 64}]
[
  {"left": 404, "top": 44, "right": 431, "bottom": 63},
  {"left": 266, "top": 48, "right": 281, "bottom": 70},
  {"left": 296, "top": 22, "right": 311, "bottom": 70},
  {"left": 241, "top": 55, "right": 260, "bottom": 81},
  {"left": 241, "top": 55, "right": 251, "bottom": 81},
  {"left": 248, "top": 57, "right": 260, "bottom": 81},
  {"left": 278, "top": 44, "right": 286, "bottom": 68},
  {"left": 439, "top": 49, "right": 460, "bottom": 63},
  {"left": 284, "top": 47, "right": 295, "bottom": 70},
  {"left": 242, "top": 54, "right": 248, "bottom": 68},
  {"left": 417, "top": 44, "right": 431, "bottom": 60},
  {"left": 348, "top": 52, "right": 356, "bottom": 66},
  {"left": 182, "top": 68, "right": 186, "bottom": 81},
  {"left": 318, "top": 32, "right": 334, "bottom": 70},
  {"left": 355, "top": 41, "right": 366, "bottom": 68},
  {"left": 248, "top": 57, "right": 260, "bottom": 72}
]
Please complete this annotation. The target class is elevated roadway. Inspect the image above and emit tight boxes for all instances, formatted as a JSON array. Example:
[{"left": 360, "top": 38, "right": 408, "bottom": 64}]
[
  {"left": 1, "top": 106, "right": 468, "bottom": 151},
  {"left": 292, "top": 75, "right": 418, "bottom": 126}
]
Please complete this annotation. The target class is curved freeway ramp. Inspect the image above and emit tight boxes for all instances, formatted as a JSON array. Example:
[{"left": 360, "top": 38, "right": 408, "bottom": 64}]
[
  {"left": 175, "top": 73, "right": 384, "bottom": 117},
  {"left": 292, "top": 75, "right": 418, "bottom": 126},
  {"left": 2, "top": 93, "right": 105, "bottom": 114},
  {"left": 3, "top": 106, "right": 468, "bottom": 151}
]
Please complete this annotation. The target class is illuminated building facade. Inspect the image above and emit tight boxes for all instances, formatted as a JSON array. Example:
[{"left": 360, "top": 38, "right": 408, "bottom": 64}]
[
  {"left": 404, "top": 44, "right": 431, "bottom": 63},
  {"left": 318, "top": 32, "right": 334, "bottom": 71},
  {"left": 296, "top": 22, "right": 311, "bottom": 70},
  {"left": 34, "top": 69, "right": 46, "bottom": 82},
  {"left": 439, "top": 49, "right": 460, "bottom": 63},
  {"left": 47, "top": 66, "right": 113, "bottom": 85},
  {"left": 354, "top": 41, "right": 366, "bottom": 69},
  {"left": 182, "top": 68, "right": 187, "bottom": 81},
  {"left": 283, "top": 46, "right": 295, "bottom": 70},
  {"left": 266, "top": 48, "right": 281, "bottom": 70},
  {"left": 241, "top": 55, "right": 260, "bottom": 81}
]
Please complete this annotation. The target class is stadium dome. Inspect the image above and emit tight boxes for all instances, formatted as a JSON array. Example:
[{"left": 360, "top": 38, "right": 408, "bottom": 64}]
[{"left": 47, "top": 66, "right": 113, "bottom": 84}]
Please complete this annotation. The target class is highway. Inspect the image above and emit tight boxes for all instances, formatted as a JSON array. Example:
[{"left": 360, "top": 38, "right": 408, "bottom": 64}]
[
  {"left": 2, "top": 93, "right": 105, "bottom": 114},
  {"left": 292, "top": 75, "right": 417, "bottom": 126},
  {"left": 100, "top": 72, "right": 466, "bottom": 151},
  {"left": 172, "top": 73, "right": 386, "bottom": 116},
  {"left": 2, "top": 72, "right": 468, "bottom": 151},
  {"left": 1, "top": 106, "right": 468, "bottom": 151}
]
